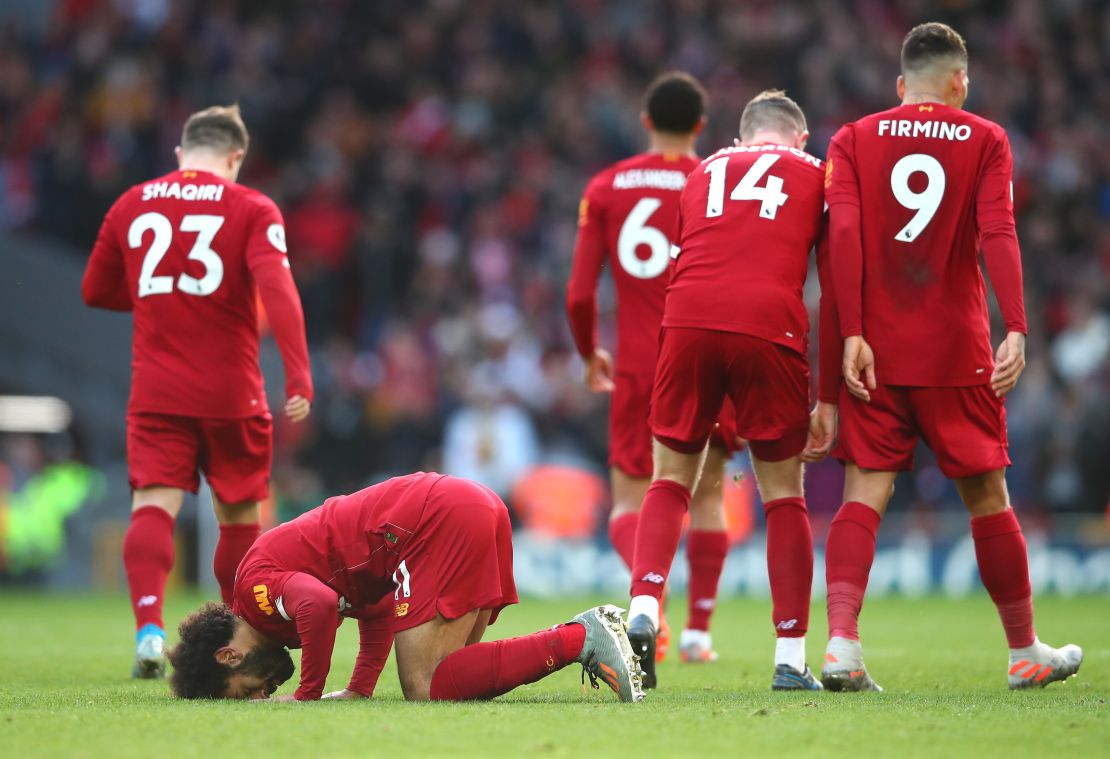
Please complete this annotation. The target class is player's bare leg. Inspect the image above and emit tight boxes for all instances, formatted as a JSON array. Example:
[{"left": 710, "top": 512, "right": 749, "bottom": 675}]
[
  {"left": 680, "top": 446, "right": 728, "bottom": 664},
  {"left": 609, "top": 468, "right": 650, "bottom": 567},
  {"left": 821, "top": 464, "right": 896, "bottom": 692},
  {"left": 395, "top": 610, "right": 485, "bottom": 700},
  {"left": 400, "top": 607, "right": 644, "bottom": 702},
  {"left": 627, "top": 439, "right": 708, "bottom": 688},
  {"left": 126, "top": 486, "right": 184, "bottom": 678},
  {"left": 748, "top": 452, "right": 821, "bottom": 690},
  {"left": 211, "top": 495, "right": 261, "bottom": 606},
  {"left": 954, "top": 470, "right": 1082, "bottom": 688}
]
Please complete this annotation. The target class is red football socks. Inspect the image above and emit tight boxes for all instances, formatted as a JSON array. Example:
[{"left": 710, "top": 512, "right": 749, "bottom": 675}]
[
  {"left": 630, "top": 479, "right": 692, "bottom": 599},
  {"left": 971, "top": 508, "right": 1036, "bottom": 649},
  {"left": 764, "top": 497, "right": 813, "bottom": 638},
  {"left": 429, "top": 623, "right": 585, "bottom": 700},
  {"left": 123, "top": 505, "right": 176, "bottom": 631},
  {"left": 825, "top": 501, "right": 881, "bottom": 641},
  {"left": 214, "top": 523, "right": 261, "bottom": 605},
  {"left": 685, "top": 529, "right": 729, "bottom": 631},
  {"left": 608, "top": 512, "right": 638, "bottom": 571}
]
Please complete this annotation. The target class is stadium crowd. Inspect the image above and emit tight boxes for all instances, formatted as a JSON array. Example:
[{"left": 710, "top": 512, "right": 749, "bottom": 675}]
[{"left": 1, "top": 0, "right": 1107, "bottom": 524}]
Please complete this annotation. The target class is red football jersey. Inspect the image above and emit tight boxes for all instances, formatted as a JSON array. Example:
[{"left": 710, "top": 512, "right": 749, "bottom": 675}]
[
  {"left": 826, "top": 102, "right": 1026, "bottom": 387},
  {"left": 566, "top": 152, "right": 701, "bottom": 375},
  {"left": 233, "top": 473, "right": 445, "bottom": 698},
  {"left": 665, "top": 144, "right": 825, "bottom": 356},
  {"left": 82, "top": 169, "right": 312, "bottom": 417}
]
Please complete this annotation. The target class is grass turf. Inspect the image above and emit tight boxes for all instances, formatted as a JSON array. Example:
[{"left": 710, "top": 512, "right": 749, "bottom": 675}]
[{"left": 0, "top": 592, "right": 1106, "bottom": 758}]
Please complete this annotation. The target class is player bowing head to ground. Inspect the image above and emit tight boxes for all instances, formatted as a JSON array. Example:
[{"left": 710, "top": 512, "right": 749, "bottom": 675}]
[
  {"left": 626, "top": 90, "right": 838, "bottom": 691},
  {"left": 82, "top": 105, "right": 313, "bottom": 679},
  {"left": 566, "top": 71, "right": 738, "bottom": 665},
  {"left": 823, "top": 22, "right": 1082, "bottom": 691},
  {"left": 168, "top": 473, "right": 644, "bottom": 703}
]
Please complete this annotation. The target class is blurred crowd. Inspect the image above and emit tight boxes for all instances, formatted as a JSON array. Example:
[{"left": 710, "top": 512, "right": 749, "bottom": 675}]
[{"left": 1, "top": 0, "right": 1107, "bottom": 520}]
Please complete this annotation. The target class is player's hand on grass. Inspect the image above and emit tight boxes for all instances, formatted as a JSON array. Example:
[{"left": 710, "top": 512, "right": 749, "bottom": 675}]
[
  {"left": 991, "top": 331, "right": 1026, "bottom": 397},
  {"left": 843, "top": 336, "right": 876, "bottom": 402},
  {"left": 801, "top": 401, "right": 838, "bottom": 462},
  {"left": 584, "top": 347, "right": 616, "bottom": 393},
  {"left": 284, "top": 395, "right": 311, "bottom": 423},
  {"left": 322, "top": 689, "right": 366, "bottom": 700}
]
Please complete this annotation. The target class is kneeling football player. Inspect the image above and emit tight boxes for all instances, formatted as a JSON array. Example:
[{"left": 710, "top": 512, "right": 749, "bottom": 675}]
[{"left": 167, "top": 472, "right": 644, "bottom": 702}]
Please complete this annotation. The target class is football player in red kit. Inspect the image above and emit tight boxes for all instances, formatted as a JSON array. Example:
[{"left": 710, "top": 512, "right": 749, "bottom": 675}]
[
  {"left": 566, "top": 72, "right": 734, "bottom": 664},
  {"left": 823, "top": 23, "right": 1082, "bottom": 691},
  {"left": 167, "top": 473, "right": 644, "bottom": 703},
  {"left": 626, "top": 91, "right": 836, "bottom": 690},
  {"left": 82, "top": 105, "right": 313, "bottom": 679}
]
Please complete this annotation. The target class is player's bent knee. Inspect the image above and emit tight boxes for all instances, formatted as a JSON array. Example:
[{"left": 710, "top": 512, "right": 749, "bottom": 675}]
[
  {"left": 956, "top": 469, "right": 1010, "bottom": 517},
  {"left": 399, "top": 670, "right": 434, "bottom": 701}
]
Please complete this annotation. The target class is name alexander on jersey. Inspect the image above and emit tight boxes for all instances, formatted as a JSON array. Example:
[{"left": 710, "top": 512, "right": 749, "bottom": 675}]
[{"left": 612, "top": 168, "right": 689, "bottom": 191}]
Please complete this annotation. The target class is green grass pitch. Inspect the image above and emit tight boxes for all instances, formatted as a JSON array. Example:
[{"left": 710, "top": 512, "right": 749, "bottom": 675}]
[{"left": 0, "top": 592, "right": 1106, "bottom": 758}]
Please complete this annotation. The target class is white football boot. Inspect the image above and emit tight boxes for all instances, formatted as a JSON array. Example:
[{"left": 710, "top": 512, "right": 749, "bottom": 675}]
[
  {"left": 678, "top": 629, "right": 719, "bottom": 663},
  {"left": 132, "top": 625, "right": 166, "bottom": 679},
  {"left": 820, "top": 636, "right": 882, "bottom": 692},
  {"left": 1007, "top": 639, "right": 1083, "bottom": 689}
]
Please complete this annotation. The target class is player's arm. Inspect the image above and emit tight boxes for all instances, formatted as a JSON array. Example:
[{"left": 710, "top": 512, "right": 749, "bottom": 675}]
[
  {"left": 245, "top": 201, "right": 314, "bottom": 421},
  {"left": 815, "top": 224, "right": 842, "bottom": 405},
  {"left": 826, "top": 129, "right": 876, "bottom": 401},
  {"left": 328, "top": 599, "right": 395, "bottom": 700},
  {"left": 565, "top": 177, "right": 614, "bottom": 392},
  {"left": 977, "top": 130, "right": 1028, "bottom": 397},
  {"left": 82, "top": 202, "right": 133, "bottom": 312},
  {"left": 279, "top": 572, "right": 341, "bottom": 701},
  {"left": 802, "top": 222, "right": 839, "bottom": 463}
]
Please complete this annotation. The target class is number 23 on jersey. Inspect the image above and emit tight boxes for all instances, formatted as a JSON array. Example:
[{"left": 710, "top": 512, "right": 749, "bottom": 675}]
[{"left": 129, "top": 212, "right": 225, "bottom": 298}]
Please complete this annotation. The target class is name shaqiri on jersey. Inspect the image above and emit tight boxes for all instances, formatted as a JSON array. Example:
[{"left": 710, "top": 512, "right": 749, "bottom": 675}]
[{"left": 86, "top": 169, "right": 306, "bottom": 418}]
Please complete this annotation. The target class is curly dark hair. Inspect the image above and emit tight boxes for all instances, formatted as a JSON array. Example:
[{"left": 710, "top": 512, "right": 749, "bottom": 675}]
[
  {"left": 644, "top": 71, "right": 707, "bottom": 135},
  {"left": 167, "top": 602, "right": 238, "bottom": 699}
]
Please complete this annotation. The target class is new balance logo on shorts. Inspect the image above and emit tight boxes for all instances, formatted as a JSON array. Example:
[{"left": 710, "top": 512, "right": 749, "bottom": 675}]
[{"left": 640, "top": 572, "right": 665, "bottom": 585}]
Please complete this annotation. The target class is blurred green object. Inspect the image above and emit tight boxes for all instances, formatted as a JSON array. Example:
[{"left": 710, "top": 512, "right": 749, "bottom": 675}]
[{"left": 1, "top": 462, "right": 103, "bottom": 573}]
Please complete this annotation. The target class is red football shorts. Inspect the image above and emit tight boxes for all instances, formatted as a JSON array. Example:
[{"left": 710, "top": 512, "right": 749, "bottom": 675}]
[
  {"left": 610, "top": 370, "right": 743, "bottom": 478},
  {"left": 650, "top": 327, "right": 809, "bottom": 462},
  {"left": 390, "top": 476, "right": 519, "bottom": 633},
  {"left": 127, "top": 412, "right": 272, "bottom": 503},
  {"left": 833, "top": 383, "right": 1010, "bottom": 478}
]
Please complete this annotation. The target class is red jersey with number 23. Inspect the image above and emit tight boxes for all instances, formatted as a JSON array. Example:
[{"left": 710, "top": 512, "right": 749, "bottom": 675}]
[
  {"left": 82, "top": 169, "right": 312, "bottom": 418},
  {"left": 826, "top": 103, "right": 1026, "bottom": 387},
  {"left": 666, "top": 144, "right": 825, "bottom": 356},
  {"left": 566, "top": 152, "right": 701, "bottom": 375}
]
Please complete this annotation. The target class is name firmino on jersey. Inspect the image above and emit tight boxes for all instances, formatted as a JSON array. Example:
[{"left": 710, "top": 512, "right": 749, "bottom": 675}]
[
  {"left": 142, "top": 182, "right": 225, "bottom": 202},
  {"left": 878, "top": 119, "right": 972, "bottom": 141},
  {"left": 612, "top": 169, "right": 688, "bottom": 191}
]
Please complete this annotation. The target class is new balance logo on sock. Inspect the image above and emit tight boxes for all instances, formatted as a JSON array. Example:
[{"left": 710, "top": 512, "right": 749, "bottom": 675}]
[
  {"left": 137, "top": 595, "right": 158, "bottom": 608},
  {"left": 694, "top": 598, "right": 716, "bottom": 611},
  {"left": 776, "top": 619, "right": 798, "bottom": 630},
  {"left": 640, "top": 572, "right": 665, "bottom": 585}
]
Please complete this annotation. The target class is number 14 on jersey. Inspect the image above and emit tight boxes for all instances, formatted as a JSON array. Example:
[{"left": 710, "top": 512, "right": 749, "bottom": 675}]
[{"left": 704, "top": 154, "right": 789, "bottom": 220}]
